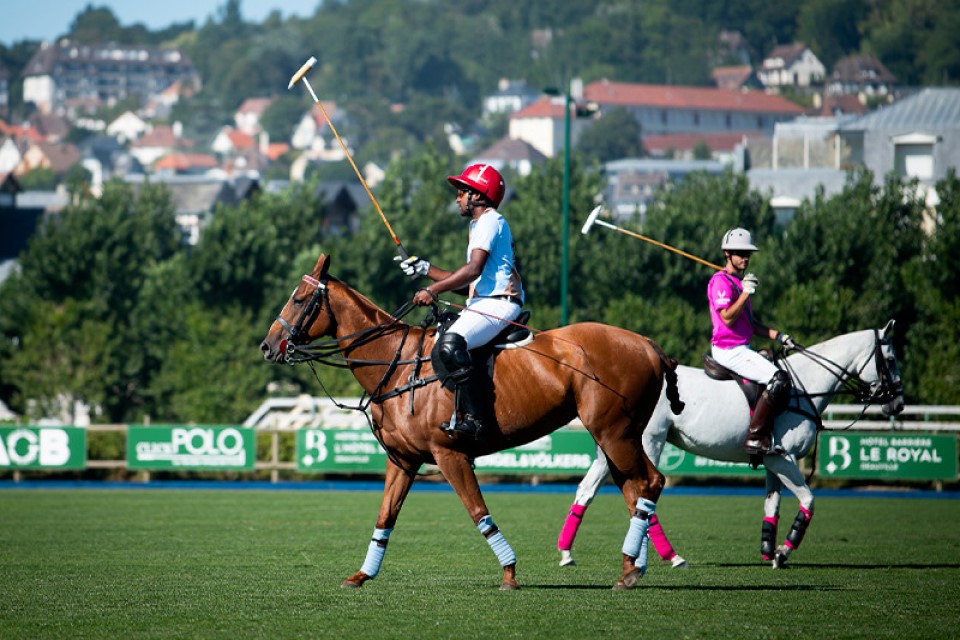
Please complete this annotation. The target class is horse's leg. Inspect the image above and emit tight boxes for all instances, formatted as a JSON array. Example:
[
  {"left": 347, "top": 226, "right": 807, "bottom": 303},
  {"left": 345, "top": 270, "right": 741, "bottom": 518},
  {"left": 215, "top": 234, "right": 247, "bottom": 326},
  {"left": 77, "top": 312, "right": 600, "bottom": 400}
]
[
  {"left": 648, "top": 513, "right": 688, "bottom": 568},
  {"left": 764, "top": 454, "right": 815, "bottom": 568},
  {"left": 761, "top": 468, "right": 783, "bottom": 562},
  {"left": 558, "top": 443, "right": 608, "bottom": 566},
  {"left": 342, "top": 458, "right": 415, "bottom": 588},
  {"left": 434, "top": 450, "right": 519, "bottom": 590},
  {"left": 603, "top": 436, "right": 664, "bottom": 589}
]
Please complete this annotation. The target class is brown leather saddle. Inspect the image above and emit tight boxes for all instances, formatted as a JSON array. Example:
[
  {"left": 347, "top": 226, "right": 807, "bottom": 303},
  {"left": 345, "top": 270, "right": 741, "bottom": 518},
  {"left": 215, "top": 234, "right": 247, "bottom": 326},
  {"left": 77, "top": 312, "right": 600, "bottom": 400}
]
[
  {"left": 702, "top": 353, "right": 765, "bottom": 409},
  {"left": 431, "top": 310, "right": 532, "bottom": 390}
]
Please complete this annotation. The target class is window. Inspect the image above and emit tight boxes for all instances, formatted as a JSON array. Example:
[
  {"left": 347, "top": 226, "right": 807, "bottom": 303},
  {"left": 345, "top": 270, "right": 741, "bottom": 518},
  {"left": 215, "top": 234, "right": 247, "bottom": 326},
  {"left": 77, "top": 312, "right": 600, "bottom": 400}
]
[{"left": 893, "top": 133, "right": 937, "bottom": 180}]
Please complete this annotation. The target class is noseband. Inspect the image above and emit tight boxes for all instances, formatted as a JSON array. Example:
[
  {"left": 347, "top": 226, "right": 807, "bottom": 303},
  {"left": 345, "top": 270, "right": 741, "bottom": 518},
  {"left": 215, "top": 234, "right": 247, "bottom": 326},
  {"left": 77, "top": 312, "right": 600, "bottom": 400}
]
[
  {"left": 276, "top": 274, "right": 329, "bottom": 356},
  {"left": 859, "top": 330, "right": 902, "bottom": 405}
]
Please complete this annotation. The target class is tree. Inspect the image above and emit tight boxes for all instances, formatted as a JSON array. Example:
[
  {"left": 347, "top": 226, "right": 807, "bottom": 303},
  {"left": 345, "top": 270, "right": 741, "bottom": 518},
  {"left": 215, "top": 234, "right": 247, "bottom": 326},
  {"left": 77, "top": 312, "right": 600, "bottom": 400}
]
[
  {"left": 4, "top": 181, "right": 181, "bottom": 420},
  {"left": 576, "top": 108, "right": 643, "bottom": 164}
]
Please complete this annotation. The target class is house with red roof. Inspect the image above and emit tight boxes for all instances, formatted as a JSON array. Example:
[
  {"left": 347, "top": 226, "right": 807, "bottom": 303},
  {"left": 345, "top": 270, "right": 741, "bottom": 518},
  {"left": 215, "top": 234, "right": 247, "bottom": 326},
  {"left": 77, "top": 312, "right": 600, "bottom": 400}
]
[
  {"left": 235, "top": 97, "right": 274, "bottom": 135},
  {"left": 510, "top": 79, "right": 805, "bottom": 159},
  {"left": 211, "top": 126, "right": 256, "bottom": 156},
  {"left": 130, "top": 123, "right": 190, "bottom": 167}
]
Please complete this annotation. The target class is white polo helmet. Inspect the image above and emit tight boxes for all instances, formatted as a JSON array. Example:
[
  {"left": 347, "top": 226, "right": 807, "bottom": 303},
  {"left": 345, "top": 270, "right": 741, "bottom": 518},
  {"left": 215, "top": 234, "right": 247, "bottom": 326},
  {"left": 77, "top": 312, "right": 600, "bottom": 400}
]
[{"left": 721, "top": 228, "right": 758, "bottom": 252}]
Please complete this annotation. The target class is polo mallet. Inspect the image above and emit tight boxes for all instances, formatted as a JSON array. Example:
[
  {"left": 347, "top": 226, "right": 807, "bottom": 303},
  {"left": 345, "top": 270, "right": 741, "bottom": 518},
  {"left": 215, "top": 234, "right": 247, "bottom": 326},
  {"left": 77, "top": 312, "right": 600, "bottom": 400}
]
[
  {"left": 288, "top": 56, "right": 409, "bottom": 260},
  {"left": 581, "top": 206, "right": 723, "bottom": 271}
]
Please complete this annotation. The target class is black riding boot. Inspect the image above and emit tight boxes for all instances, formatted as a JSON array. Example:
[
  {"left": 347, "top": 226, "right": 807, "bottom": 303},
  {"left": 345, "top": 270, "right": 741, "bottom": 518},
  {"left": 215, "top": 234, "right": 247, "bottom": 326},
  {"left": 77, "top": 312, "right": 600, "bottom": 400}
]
[{"left": 435, "top": 333, "right": 486, "bottom": 441}]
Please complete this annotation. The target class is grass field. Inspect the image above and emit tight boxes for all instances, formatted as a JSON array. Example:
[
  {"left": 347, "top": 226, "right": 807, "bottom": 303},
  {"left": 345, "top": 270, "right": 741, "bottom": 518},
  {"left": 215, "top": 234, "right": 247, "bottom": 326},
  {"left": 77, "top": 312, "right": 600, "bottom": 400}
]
[{"left": 1, "top": 487, "right": 959, "bottom": 639}]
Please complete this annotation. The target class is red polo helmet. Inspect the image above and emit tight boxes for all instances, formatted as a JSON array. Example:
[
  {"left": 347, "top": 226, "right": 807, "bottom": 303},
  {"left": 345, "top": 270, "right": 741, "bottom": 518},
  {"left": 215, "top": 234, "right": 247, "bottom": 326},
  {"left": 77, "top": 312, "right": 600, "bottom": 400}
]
[{"left": 447, "top": 164, "right": 505, "bottom": 208}]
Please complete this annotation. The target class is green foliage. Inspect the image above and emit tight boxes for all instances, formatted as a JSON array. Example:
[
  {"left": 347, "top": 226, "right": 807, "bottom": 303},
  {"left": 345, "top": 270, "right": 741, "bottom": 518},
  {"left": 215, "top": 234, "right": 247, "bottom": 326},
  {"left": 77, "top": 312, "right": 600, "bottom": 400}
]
[
  {"left": 576, "top": 107, "right": 644, "bottom": 164},
  {"left": 16, "top": 167, "right": 58, "bottom": 190},
  {"left": 1, "top": 148, "right": 958, "bottom": 425}
]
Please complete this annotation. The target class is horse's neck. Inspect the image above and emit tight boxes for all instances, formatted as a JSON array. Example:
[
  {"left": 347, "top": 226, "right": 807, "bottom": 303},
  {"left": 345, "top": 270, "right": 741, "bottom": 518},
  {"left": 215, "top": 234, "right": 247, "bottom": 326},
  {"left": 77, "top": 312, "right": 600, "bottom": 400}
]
[
  {"left": 787, "top": 330, "right": 874, "bottom": 413},
  {"left": 332, "top": 284, "right": 420, "bottom": 392}
]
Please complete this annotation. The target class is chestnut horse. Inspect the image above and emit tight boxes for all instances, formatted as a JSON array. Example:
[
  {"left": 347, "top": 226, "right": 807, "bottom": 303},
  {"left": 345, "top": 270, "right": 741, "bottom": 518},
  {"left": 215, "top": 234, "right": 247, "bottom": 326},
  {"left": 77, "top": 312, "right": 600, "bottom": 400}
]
[{"left": 260, "top": 254, "right": 682, "bottom": 590}]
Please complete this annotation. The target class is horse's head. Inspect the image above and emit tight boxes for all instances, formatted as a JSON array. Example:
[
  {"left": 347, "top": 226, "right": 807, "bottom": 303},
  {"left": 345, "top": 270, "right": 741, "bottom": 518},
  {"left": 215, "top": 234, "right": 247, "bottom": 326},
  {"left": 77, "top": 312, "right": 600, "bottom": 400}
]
[
  {"left": 865, "top": 320, "right": 905, "bottom": 417},
  {"left": 260, "top": 254, "right": 336, "bottom": 363}
]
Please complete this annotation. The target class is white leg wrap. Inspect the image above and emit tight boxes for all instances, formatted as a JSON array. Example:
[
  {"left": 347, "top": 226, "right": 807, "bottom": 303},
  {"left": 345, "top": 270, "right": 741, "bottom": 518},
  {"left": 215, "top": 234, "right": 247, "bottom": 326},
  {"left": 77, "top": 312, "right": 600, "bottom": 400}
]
[
  {"left": 359, "top": 527, "right": 393, "bottom": 578},
  {"left": 478, "top": 515, "right": 516, "bottom": 567},
  {"left": 622, "top": 497, "right": 656, "bottom": 558}
]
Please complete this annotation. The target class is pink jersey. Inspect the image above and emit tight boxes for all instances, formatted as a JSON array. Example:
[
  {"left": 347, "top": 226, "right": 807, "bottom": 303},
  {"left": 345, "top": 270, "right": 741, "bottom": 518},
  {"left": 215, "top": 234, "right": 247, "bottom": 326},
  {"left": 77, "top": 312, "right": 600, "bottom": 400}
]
[{"left": 707, "top": 271, "right": 753, "bottom": 348}]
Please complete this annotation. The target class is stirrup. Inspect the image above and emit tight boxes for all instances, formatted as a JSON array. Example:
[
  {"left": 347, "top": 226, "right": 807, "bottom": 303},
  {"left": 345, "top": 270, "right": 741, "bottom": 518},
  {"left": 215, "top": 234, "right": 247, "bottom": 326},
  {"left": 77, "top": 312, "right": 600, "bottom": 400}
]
[{"left": 441, "top": 413, "right": 485, "bottom": 441}]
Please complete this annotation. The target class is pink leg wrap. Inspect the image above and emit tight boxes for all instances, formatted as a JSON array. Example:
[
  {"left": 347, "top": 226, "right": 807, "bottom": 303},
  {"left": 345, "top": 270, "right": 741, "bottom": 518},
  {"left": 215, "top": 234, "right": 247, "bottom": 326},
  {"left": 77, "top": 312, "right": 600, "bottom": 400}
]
[
  {"left": 557, "top": 504, "right": 587, "bottom": 550},
  {"left": 648, "top": 514, "right": 676, "bottom": 561}
]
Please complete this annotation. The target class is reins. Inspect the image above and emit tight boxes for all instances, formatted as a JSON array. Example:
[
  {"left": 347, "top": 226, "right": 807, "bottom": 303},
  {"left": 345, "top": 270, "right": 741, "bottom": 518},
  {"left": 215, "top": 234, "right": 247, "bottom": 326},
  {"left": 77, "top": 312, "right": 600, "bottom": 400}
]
[{"left": 776, "top": 329, "right": 898, "bottom": 432}]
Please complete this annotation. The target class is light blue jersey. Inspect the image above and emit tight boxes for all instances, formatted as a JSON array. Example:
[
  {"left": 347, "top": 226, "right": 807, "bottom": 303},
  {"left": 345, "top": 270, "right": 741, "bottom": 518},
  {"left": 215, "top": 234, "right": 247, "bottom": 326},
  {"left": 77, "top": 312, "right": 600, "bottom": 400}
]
[{"left": 467, "top": 210, "right": 524, "bottom": 303}]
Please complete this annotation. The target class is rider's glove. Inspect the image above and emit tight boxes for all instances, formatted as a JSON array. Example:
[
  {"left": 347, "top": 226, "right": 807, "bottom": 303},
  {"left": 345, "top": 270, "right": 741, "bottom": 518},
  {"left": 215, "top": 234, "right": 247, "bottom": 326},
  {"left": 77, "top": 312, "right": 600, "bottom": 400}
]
[
  {"left": 741, "top": 273, "right": 758, "bottom": 295},
  {"left": 395, "top": 255, "right": 430, "bottom": 279},
  {"left": 776, "top": 332, "right": 796, "bottom": 350}
]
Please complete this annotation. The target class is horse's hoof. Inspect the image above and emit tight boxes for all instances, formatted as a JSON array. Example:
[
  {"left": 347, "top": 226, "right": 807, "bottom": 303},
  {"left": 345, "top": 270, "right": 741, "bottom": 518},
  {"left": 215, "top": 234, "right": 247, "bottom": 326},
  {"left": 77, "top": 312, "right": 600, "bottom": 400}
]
[
  {"left": 559, "top": 550, "right": 576, "bottom": 567},
  {"left": 499, "top": 582, "right": 520, "bottom": 591},
  {"left": 612, "top": 580, "right": 629, "bottom": 590},
  {"left": 621, "top": 567, "right": 642, "bottom": 588},
  {"left": 773, "top": 548, "right": 791, "bottom": 569},
  {"left": 671, "top": 555, "right": 689, "bottom": 569},
  {"left": 341, "top": 580, "right": 363, "bottom": 588}
]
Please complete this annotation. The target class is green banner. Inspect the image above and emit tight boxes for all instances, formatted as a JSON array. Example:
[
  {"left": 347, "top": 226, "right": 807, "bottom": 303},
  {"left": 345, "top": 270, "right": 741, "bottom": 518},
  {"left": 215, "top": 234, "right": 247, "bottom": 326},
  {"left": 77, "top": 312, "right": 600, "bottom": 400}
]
[
  {"left": 657, "top": 442, "right": 766, "bottom": 476},
  {"left": 474, "top": 430, "right": 596, "bottom": 474},
  {"left": 296, "top": 428, "right": 387, "bottom": 472},
  {"left": 127, "top": 426, "right": 255, "bottom": 470},
  {"left": 296, "top": 427, "right": 598, "bottom": 474},
  {"left": 818, "top": 432, "right": 958, "bottom": 480},
  {"left": 0, "top": 427, "right": 86, "bottom": 470}
]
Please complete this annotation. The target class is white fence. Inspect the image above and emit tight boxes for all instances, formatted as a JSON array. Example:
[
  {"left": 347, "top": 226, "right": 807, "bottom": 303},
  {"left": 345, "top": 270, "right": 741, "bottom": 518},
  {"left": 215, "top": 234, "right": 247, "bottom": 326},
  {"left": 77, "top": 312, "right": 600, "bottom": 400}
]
[{"left": 245, "top": 397, "right": 960, "bottom": 433}]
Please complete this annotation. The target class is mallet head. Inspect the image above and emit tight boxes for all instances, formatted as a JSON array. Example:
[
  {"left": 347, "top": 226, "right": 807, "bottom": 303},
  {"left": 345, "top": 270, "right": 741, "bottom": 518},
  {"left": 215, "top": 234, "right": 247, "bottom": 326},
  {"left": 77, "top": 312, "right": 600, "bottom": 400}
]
[
  {"left": 288, "top": 56, "right": 317, "bottom": 89},
  {"left": 581, "top": 206, "right": 603, "bottom": 235}
]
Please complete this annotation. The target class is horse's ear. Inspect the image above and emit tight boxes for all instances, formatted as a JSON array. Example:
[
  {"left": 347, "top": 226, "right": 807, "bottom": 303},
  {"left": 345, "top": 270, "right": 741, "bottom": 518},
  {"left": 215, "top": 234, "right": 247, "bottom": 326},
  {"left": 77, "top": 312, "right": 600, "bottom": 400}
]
[
  {"left": 881, "top": 319, "right": 895, "bottom": 338},
  {"left": 313, "top": 254, "right": 330, "bottom": 279}
]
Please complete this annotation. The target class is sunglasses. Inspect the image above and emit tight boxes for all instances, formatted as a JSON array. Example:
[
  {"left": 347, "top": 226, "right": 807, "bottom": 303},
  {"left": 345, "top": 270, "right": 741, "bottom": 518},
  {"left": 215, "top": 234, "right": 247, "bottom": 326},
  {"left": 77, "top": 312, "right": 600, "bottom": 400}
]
[{"left": 729, "top": 251, "right": 753, "bottom": 258}]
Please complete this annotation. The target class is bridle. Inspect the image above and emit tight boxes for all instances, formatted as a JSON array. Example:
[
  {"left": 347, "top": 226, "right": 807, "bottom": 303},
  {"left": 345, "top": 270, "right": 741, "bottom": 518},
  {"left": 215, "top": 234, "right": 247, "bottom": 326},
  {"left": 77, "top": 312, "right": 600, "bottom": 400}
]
[
  {"left": 779, "top": 329, "right": 903, "bottom": 423},
  {"left": 275, "top": 274, "right": 330, "bottom": 358},
  {"left": 271, "top": 273, "right": 435, "bottom": 478}
]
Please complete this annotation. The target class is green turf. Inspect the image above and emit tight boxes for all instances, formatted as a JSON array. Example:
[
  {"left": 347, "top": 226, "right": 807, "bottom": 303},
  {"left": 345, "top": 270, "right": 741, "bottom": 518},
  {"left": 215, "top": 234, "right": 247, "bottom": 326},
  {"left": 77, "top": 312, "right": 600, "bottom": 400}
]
[{"left": 1, "top": 489, "right": 958, "bottom": 639}]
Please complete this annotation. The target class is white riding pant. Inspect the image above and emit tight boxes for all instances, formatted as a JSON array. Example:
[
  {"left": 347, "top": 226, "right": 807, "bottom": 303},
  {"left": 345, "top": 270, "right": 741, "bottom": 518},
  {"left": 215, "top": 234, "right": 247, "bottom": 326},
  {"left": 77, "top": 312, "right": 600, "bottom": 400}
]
[
  {"left": 447, "top": 297, "right": 521, "bottom": 349},
  {"left": 711, "top": 344, "right": 778, "bottom": 385}
]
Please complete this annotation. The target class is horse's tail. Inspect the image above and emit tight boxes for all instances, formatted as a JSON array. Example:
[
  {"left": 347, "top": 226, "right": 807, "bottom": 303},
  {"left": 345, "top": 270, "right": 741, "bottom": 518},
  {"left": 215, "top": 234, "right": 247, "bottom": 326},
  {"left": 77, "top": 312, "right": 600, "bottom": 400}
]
[{"left": 644, "top": 337, "right": 685, "bottom": 415}]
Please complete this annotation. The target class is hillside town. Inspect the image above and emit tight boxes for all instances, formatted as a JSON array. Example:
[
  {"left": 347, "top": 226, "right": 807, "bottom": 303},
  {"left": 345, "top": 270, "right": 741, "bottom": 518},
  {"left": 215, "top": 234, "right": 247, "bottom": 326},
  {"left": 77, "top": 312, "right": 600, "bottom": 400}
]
[{"left": 2, "top": 30, "right": 958, "bottom": 270}]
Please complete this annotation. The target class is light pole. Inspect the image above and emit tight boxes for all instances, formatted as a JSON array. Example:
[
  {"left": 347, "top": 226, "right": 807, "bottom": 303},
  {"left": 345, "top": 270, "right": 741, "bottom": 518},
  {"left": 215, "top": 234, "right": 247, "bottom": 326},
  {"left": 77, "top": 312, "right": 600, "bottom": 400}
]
[
  {"left": 545, "top": 83, "right": 596, "bottom": 326},
  {"left": 560, "top": 87, "right": 571, "bottom": 326}
]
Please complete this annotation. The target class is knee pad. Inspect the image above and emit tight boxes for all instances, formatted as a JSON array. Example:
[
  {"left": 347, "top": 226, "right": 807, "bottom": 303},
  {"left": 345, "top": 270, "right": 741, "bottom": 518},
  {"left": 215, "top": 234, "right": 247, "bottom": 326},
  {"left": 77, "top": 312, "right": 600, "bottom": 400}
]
[
  {"left": 766, "top": 370, "right": 791, "bottom": 411},
  {"left": 432, "top": 332, "right": 472, "bottom": 384}
]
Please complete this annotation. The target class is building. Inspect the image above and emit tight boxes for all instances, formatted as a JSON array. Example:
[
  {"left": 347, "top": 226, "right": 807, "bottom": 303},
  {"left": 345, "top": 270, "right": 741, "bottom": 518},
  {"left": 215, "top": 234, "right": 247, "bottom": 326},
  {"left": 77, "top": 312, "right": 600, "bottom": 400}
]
[
  {"left": 129, "top": 123, "right": 188, "bottom": 168},
  {"left": 15, "top": 141, "right": 81, "bottom": 177},
  {"left": 828, "top": 54, "right": 897, "bottom": 101},
  {"left": 470, "top": 137, "right": 546, "bottom": 177},
  {"left": 508, "top": 95, "right": 595, "bottom": 159},
  {"left": 643, "top": 132, "right": 766, "bottom": 164},
  {"left": 603, "top": 158, "right": 727, "bottom": 222},
  {"left": 125, "top": 175, "right": 258, "bottom": 245},
  {"left": 22, "top": 40, "right": 200, "bottom": 114},
  {"left": 106, "top": 111, "right": 148, "bottom": 143},
  {"left": 711, "top": 65, "right": 761, "bottom": 92},
  {"left": 482, "top": 79, "right": 541, "bottom": 117},
  {"left": 839, "top": 88, "right": 960, "bottom": 194},
  {"left": 758, "top": 43, "right": 826, "bottom": 90},
  {"left": 585, "top": 79, "right": 804, "bottom": 136},
  {"left": 234, "top": 97, "right": 274, "bottom": 136}
]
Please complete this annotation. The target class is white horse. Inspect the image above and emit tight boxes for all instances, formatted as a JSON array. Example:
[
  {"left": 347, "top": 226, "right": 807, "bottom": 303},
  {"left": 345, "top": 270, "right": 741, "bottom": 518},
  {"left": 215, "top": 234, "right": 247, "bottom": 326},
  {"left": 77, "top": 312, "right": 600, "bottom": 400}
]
[{"left": 557, "top": 322, "right": 904, "bottom": 570}]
